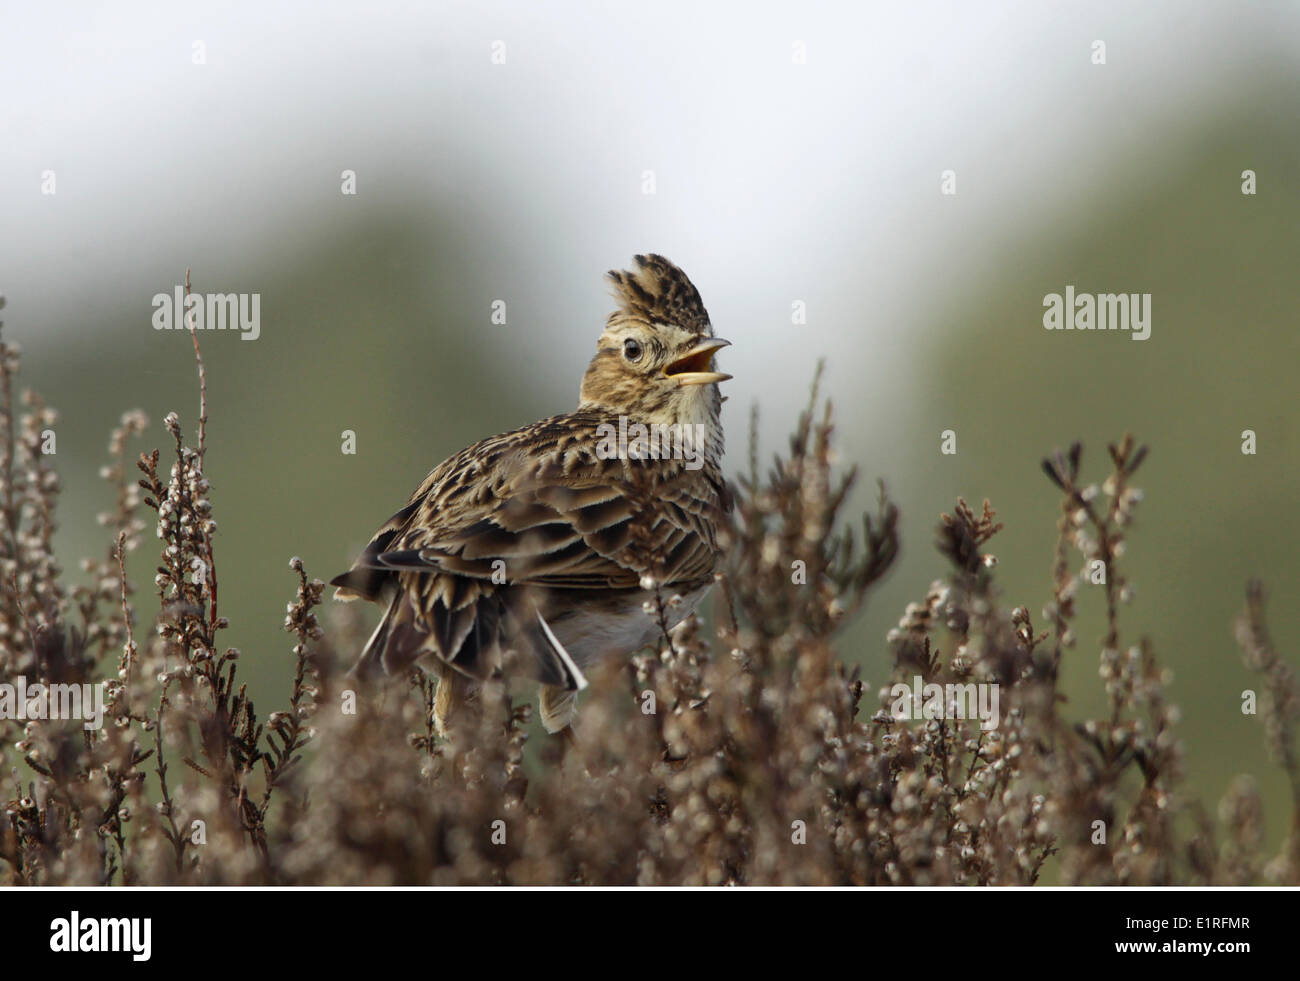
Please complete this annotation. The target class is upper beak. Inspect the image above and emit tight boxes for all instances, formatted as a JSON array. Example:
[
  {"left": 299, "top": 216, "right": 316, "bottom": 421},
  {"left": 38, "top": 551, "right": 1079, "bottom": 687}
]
[{"left": 663, "top": 337, "right": 732, "bottom": 386}]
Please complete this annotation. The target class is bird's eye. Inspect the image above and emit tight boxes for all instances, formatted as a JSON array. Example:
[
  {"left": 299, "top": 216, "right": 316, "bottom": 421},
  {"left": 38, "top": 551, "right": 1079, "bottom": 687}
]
[{"left": 623, "top": 338, "right": 643, "bottom": 362}]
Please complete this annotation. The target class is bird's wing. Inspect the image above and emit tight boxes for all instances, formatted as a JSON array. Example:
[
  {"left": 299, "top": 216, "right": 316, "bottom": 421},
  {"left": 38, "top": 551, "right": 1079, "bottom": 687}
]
[
  {"left": 379, "top": 436, "right": 723, "bottom": 591},
  {"left": 330, "top": 413, "right": 726, "bottom": 682}
]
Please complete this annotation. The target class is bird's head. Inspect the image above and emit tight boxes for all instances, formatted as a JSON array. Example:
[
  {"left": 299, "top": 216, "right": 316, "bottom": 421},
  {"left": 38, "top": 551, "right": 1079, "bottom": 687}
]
[{"left": 578, "top": 254, "right": 731, "bottom": 427}]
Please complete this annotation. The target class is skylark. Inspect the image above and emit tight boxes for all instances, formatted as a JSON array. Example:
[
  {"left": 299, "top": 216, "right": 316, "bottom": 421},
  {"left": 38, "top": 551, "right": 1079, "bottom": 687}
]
[{"left": 331, "top": 255, "right": 731, "bottom": 734}]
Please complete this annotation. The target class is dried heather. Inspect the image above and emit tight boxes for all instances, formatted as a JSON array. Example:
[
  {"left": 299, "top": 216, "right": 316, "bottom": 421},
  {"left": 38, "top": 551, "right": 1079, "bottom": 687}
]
[{"left": 1, "top": 296, "right": 1297, "bottom": 886}]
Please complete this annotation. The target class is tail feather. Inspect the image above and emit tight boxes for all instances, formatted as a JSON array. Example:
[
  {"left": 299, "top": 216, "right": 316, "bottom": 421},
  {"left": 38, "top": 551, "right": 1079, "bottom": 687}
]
[
  {"left": 346, "top": 587, "right": 587, "bottom": 700},
  {"left": 532, "top": 610, "right": 588, "bottom": 692},
  {"left": 346, "top": 601, "right": 394, "bottom": 680},
  {"left": 346, "top": 591, "right": 434, "bottom": 680}
]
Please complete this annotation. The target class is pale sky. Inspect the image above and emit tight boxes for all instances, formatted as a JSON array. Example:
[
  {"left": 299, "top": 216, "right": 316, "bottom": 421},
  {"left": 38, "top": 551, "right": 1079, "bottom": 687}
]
[{"left": 2, "top": 0, "right": 1295, "bottom": 428}]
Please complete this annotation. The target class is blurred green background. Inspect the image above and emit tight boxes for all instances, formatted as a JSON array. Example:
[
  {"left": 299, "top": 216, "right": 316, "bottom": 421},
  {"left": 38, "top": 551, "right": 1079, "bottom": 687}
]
[{"left": 3, "top": 2, "right": 1297, "bottom": 859}]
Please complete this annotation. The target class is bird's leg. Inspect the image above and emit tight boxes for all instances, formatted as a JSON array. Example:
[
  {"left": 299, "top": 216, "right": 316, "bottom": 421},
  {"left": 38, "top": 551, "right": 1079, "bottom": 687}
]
[
  {"left": 433, "top": 663, "right": 478, "bottom": 739},
  {"left": 538, "top": 683, "right": 578, "bottom": 734}
]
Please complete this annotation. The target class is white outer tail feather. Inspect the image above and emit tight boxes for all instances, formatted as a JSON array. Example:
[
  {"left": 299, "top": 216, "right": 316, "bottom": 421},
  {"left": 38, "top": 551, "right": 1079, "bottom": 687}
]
[{"left": 537, "top": 610, "right": 588, "bottom": 691}]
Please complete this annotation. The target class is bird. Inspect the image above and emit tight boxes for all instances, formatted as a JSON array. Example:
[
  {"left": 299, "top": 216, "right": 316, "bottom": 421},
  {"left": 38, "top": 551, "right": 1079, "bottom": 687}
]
[{"left": 330, "top": 254, "right": 732, "bottom": 736}]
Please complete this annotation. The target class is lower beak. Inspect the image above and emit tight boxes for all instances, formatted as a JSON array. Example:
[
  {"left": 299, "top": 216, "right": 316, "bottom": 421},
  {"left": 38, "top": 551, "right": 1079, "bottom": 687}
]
[{"left": 664, "top": 337, "right": 732, "bottom": 387}]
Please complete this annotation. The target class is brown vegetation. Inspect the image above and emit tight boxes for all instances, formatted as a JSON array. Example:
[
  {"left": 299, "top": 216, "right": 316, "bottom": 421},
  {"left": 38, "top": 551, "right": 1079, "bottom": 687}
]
[{"left": 1, "top": 301, "right": 1295, "bottom": 886}]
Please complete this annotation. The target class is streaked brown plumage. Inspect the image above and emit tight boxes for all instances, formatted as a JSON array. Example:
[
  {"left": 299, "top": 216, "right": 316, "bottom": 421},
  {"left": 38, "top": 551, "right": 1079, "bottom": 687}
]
[{"left": 331, "top": 255, "right": 731, "bottom": 734}]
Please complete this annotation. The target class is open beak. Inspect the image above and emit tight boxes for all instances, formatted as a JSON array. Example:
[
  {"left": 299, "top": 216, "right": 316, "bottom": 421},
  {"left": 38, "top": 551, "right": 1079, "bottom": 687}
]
[{"left": 663, "top": 337, "right": 732, "bottom": 387}]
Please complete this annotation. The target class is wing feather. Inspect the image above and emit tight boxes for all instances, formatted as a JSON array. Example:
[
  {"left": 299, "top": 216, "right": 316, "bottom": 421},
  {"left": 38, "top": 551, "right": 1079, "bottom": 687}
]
[{"left": 333, "top": 408, "right": 728, "bottom": 684}]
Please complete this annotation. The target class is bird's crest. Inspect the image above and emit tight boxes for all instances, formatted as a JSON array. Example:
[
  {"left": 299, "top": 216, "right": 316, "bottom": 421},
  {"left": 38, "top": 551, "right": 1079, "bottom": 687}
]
[{"left": 605, "top": 254, "right": 712, "bottom": 336}]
